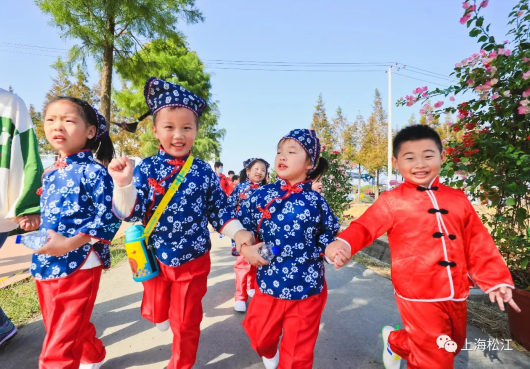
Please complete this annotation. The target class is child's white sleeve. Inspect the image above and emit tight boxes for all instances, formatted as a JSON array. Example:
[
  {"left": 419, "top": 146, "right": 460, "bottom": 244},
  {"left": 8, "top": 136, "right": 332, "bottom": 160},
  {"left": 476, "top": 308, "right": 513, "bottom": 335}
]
[
  {"left": 220, "top": 220, "right": 246, "bottom": 239},
  {"left": 113, "top": 182, "right": 137, "bottom": 218}
]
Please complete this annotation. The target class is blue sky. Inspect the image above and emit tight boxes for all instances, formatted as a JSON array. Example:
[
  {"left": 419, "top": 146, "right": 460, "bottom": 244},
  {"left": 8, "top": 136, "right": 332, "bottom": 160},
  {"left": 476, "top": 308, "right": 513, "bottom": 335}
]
[{"left": 0, "top": 0, "right": 518, "bottom": 175}]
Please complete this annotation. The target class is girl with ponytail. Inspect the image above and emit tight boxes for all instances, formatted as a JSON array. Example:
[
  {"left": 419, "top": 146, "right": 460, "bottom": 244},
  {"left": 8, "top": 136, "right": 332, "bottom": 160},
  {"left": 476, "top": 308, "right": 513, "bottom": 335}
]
[{"left": 32, "top": 97, "right": 122, "bottom": 369}]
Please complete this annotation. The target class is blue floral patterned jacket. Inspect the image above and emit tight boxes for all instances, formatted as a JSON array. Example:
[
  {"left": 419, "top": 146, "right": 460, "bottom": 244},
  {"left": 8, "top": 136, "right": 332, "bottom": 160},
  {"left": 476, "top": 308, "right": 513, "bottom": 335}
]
[
  {"left": 238, "top": 178, "right": 340, "bottom": 300},
  {"left": 116, "top": 148, "right": 237, "bottom": 267},
  {"left": 228, "top": 179, "right": 262, "bottom": 256},
  {"left": 32, "top": 150, "right": 122, "bottom": 281}
]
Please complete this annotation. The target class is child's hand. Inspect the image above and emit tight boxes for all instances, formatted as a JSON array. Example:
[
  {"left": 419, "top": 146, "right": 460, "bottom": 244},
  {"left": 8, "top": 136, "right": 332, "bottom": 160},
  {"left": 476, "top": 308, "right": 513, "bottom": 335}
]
[
  {"left": 35, "top": 231, "right": 90, "bottom": 257},
  {"left": 489, "top": 286, "right": 521, "bottom": 313},
  {"left": 234, "top": 230, "right": 255, "bottom": 253},
  {"left": 108, "top": 156, "right": 135, "bottom": 187},
  {"left": 16, "top": 214, "right": 41, "bottom": 231},
  {"left": 333, "top": 248, "right": 351, "bottom": 269},
  {"left": 325, "top": 239, "right": 351, "bottom": 261},
  {"left": 240, "top": 242, "right": 270, "bottom": 267}
]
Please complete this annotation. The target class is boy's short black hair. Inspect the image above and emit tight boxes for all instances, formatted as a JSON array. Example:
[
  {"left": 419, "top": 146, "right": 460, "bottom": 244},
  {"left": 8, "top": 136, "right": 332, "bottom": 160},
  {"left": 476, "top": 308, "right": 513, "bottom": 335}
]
[
  {"left": 214, "top": 162, "right": 223, "bottom": 169},
  {"left": 393, "top": 124, "right": 443, "bottom": 158},
  {"left": 232, "top": 175, "right": 240, "bottom": 181},
  {"left": 228, "top": 170, "right": 235, "bottom": 175}
]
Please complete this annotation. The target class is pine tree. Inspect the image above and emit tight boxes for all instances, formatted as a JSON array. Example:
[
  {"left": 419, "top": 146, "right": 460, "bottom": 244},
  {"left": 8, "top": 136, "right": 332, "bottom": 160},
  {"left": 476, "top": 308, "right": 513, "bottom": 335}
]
[
  {"left": 332, "top": 107, "right": 348, "bottom": 150},
  {"left": 311, "top": 94, "right": 334, "bottom": 148},
  {"left": 358, "top": 89, "right": 388, "bottom": 198},
  {"left": 342, "top": 113, "right": 365, "bottom": 202}
]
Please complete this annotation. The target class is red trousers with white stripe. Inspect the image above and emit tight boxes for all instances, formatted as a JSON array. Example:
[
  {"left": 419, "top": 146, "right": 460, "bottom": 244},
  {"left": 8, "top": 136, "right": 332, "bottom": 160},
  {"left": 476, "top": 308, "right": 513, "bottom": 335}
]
[
  {"left": 243, "top": 284, "right": 327, "bottom": 369},
  {"left": 141, "top": 253, "right": 210, "bottom": 369},
  {"left": 36, "top": 266, "right": 105, "bottom": 369},
  {"left": 388, "top": 297, "right": 467, "bottom": 369},
  {"left": 234, "top": 255, "right": 256, "bottom": 301}
]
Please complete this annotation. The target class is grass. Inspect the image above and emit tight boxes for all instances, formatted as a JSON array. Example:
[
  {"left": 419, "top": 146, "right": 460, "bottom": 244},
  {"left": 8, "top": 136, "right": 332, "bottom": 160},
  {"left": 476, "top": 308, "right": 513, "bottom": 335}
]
[
  {"left": 352, "top": 251, "right": 529, "bottom": 354},
  {"left": 0, "top": 236, "right": 127, "bottom": 327}
]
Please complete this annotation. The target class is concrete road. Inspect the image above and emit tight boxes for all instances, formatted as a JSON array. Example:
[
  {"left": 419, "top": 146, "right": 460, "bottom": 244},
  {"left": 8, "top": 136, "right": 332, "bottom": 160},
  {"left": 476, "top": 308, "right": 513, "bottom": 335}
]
[{"left": 1, "top": 233, "right": 529, "bottom": 368}]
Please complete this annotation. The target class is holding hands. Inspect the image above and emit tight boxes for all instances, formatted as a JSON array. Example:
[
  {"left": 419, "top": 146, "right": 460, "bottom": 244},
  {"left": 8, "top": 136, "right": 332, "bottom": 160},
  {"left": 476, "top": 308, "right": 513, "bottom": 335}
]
[
  {"left": 234, "top": 230, "right": 269, "bottom": 267},
  {"left": 108, "top": 156, "right": 135, "bottom": 187},
  {"left": 325, "top": 239, "right": 352, "bottom": 269},
  {"left": 16, "top": 214, "right": 41, "bottom": 231}
]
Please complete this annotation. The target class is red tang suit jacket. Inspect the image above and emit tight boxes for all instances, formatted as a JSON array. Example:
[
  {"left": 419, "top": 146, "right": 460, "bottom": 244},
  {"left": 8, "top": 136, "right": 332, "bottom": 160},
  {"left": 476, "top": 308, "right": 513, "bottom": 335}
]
[{"left": 337, "top": 177, "right": 514, "bottom": 302}]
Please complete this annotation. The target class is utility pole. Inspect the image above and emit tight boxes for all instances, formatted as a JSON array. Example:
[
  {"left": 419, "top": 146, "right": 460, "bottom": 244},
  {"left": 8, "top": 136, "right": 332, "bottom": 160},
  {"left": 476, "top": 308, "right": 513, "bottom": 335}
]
[{"left": 387, "top": 66, "right": 393, "bottom": 188}]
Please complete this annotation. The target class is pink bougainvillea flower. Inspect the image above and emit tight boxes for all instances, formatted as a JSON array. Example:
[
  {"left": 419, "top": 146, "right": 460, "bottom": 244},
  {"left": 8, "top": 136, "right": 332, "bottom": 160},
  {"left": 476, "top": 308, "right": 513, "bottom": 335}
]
[
  {"left": 422, "top": 92, "right": 428, "bottom": 98},
  {"left": 503, "top": 90, "right": 511, "bottom": 97},
  {"left": 462, "top": 1, "right": 470, "bottom": 9},
  {"left": 498, "top": 48, "right": 506, "bottom": 55},
  {"left": 505, "top": 49, "right": 512, "bottom": 56},
  {"left": 518, "top": 11, "right": 524, "bottom": 17},
  {"left": 491, "top": 93, "right": 500, "bottom": 100},
  {"left": 518, "top": 105, "right": 530, "bottom": 114},
  {"left": 489, "top": 66, "right": 498, "bottom": 75},
  {"left": 450, "top": 96, "right": 456, "bottom": 101},
  {"left": 460, "top": 14, "right": 472, "bottom": 24},
  {"left": 434, "top": 101, "right": 444, "bottom": 108},
  {"left": 480, "top": 49, "right": 487, "bottom": 56},
  {"left": 446, "top": 121, "right": 453, "bottom": 127},
  {"left": 523, "top": 88, "right": 530, "bottom": 98},
  {"left": 469, "top": 5, "right": 477, "bottom": 11},
  {"left": 490, "top": 78, "right": 499, "bottom": 85},
  {"left": 504, "top": 40, "right": 509, "bottom": 44},
  {"left": 419, "top": 108, "right": 425, "bottom": 115},
  {"left": 467, "top": 79, "right": 475, "bottom": 87},
  {"left": 523, "top": 57, "right": 530, "bottom": 63},
  {"left": 480, "top": 0, "right": 489, "bottom": 7},
  {"left": 523, "top": 71, "right": 530, "bottom": 80},
  {"left": 422, "top": 86, "right": 428, "bottom": 92},
  {"left": 519, "top": 99, "right": 530, "bottom": 106},
  {"left": 489, "top": 50, "right": 498, "bottom": 58}
]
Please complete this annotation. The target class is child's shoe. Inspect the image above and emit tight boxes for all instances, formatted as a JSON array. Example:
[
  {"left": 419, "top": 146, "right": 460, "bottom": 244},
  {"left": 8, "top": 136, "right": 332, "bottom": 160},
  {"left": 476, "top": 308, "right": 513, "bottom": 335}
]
[
  {"left": 0, "top": 320, "right": 17, "bottom": 348},
  {"left": 156, "top": 319, "right": 170, "bottom": 331},
  {"left": 248, "top": 289, "right": 255, "bottom": 298},
  {"left": 382, "top": 325, "right": 401, "bottom": 369},
  {"left": 79, "top": 360, "right": 104, "bottom": 369},
  {"left": 262, "top": 349, "right": 279, "bottom": 369},
  {"left": 234, "top": 301, "right": 247, "bottom": 312}
]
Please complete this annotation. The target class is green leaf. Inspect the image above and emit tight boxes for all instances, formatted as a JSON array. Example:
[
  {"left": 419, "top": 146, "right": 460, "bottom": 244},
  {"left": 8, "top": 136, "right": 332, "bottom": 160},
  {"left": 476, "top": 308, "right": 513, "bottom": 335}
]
[
  {"left": 476, "top": 17, "right": 484, "bottom": 27},
  {"left": 521, "top": 257, "right": 529, "bottom": 271},
  {"left": 506, "top": 198, "right": 516, "bottom": 206},
  {"left": 460, "top": 157, "right": 470, "bottom": 162},
  {"left": 470, "top": 28, "right": 481, "bottom": 37},
  {"left": 478, "top": 35, "right": 488, "bottom": 42}
]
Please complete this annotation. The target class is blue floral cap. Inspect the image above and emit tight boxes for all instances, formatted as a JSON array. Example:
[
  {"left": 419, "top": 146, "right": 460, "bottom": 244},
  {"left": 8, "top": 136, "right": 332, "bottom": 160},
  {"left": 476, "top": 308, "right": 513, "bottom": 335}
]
[
  {"left": 143, "top": 77, "right": 207, "bottom": 117},
  {"left": 243, "top": 158, "right": 270, "bottom": 170},
  {"left": 280, "top": 129, "right": 321, "bottom": 166}
]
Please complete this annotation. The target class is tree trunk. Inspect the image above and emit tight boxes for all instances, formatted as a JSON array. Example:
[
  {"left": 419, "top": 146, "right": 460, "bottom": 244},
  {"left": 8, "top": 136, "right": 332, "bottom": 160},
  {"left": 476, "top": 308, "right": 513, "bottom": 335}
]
[
  {"left": 100, "top": 15, "right": 115, "bottom": 126},
  {"left": 375, "top": 170, "right": 380, "bottom": 199},
  {"left": 357, "top": 164, "right": 361, "bottom": 203}
]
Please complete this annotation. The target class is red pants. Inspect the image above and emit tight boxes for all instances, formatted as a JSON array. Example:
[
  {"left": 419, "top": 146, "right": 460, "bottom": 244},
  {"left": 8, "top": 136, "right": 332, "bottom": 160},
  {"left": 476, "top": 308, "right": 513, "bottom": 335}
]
[
  {"left": 141, "top": 253, "right": 210, "bottom": 369},
  {"left": 36, "top": 266, "right": 104, "bottom": 369},
  {"left": 234, "top": 255, "right": 256, "bottom": 301},
  {"left": 389, "top": 297, "right": 467, "bottom": 369},
  {"left": 243, "top": 284, "right": 327, "bottom": 369}
]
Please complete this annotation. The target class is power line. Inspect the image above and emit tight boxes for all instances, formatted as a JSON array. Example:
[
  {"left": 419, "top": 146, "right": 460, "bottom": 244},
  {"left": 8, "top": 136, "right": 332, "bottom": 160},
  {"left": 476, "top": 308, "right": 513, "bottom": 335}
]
[
  {"left": 397, "top": 66, "right": 458, "bottom": 83},
  {"left": 204, "top": 59, "right": 397, "bottom": 66},
  {"left": 393, "top": 72, "right": 451, "bottom": 88},
  {"left": 207, "top": 66, "right": 387, "bottom": 73},
  {"left": 0, "top": 41, "right": 69, "bottom": 52},
  {"left": 0, "top": 48, "right": 63, "bottom": 58}
]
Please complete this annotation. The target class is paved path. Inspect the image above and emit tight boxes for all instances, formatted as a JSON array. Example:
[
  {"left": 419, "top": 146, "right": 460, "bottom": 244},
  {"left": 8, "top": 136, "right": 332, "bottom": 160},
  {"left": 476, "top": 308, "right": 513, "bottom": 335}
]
[{"left": 1, "top": 234, "right": 529, "bottom": 368}]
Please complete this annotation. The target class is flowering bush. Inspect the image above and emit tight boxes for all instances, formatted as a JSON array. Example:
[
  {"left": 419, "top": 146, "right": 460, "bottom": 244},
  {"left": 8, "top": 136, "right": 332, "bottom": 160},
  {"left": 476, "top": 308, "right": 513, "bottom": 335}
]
[
  {"left": 321, "top": 149, "right": 351, "bottom": 222},
  {"left": 397, "top": 0, "right": 530, "bottom": 287}
]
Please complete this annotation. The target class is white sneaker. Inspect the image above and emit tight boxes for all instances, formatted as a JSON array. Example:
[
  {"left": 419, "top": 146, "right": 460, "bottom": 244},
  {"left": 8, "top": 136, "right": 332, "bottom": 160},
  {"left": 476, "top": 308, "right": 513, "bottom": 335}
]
[
  {"left": 234, "top": 301, "right": 247, "bottom": 312},
  {"left": 248, "top": 289, "right": 256, "bottom": 298},
  {"left": 262, "top": 349, "right": 279, "bottom": 369},
  {"left": 156, "top": 319, "right": 170, "bottom": 332},
  {"left": 382, "top": 325, "right": 401, "bottom": 369},
  {"left": 79, "top": 360, "right": 104, "bottom": 369}
]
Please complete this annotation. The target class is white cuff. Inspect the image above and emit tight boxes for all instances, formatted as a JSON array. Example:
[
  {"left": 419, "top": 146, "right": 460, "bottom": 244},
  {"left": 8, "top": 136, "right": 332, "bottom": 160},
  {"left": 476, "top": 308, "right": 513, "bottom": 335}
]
[
  {"left": 484, "top": 283, "right": 515, "bottom": 294},
  {"left": 113, "top": 181, "right": 137, "bottom": 218},
  {"left": 324, "top": 256, "right": 333, "bottom": 264},
  {"left": 336, "top": 237, "right": 352, "bottom": 254},
  {"left": 221, "top": 220, "right": 245, "bottom": 240}
]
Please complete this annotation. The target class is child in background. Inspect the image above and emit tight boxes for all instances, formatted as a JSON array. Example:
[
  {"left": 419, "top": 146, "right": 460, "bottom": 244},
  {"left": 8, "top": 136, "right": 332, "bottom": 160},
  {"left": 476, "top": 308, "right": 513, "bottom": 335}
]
[
  {"left": 232, "top": 174, "right": 240, "bottom": 186},
  {"left": 227, "top": 170, "right": 236, "bottom": 196},
  {"left": 311, "top": 175, "right": 323, "bottom": 193},
  {"left": 34, "top": 97, "right": 122, "bottom": 369},
  {"left": 228, "top": 158, "right": 269, "bottom": 312},
  {"left": 109, "top": 77, "right": 255, "bottom": 369},
  {"left": 327, "top": 125, "right": 520, "bottom": 369},
  {"left": 237, "top": 129, "right": 339, "bottom": 369},
  {"left": 214, "top": 161, "right": 231, "bottom": 195}
]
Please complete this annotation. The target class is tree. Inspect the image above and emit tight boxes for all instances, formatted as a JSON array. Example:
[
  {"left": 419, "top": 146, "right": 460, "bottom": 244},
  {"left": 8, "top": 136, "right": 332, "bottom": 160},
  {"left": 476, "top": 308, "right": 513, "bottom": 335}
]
[
  {"left": 29, "top": 104, "right": 54, "bottom": 155},
  {"left": 331, "top": 107, "right": 349, "bottom": 151},
  {"left": 37, "top": 0, "right": 203, "bottom": 124},
  {"left": 342, "top": 113, "right": 365, "bottom": 202},
  {"left": 311, "top": 94, "right": 333, "bottom": 148},
  {"left": 358, "top": 89, "right": 388, "bottom": 198},
  {"left": 408, "top": 113, "right": 417, "bottom": 125},
  {"left": 113, "top": 38, "right": 225, "bottom": 161},
  {"left": 397, "top": 0, "right": 530, "bottom": 287},
  {"left": 321, "top": 149, "right": 351, "bottom": 221}
]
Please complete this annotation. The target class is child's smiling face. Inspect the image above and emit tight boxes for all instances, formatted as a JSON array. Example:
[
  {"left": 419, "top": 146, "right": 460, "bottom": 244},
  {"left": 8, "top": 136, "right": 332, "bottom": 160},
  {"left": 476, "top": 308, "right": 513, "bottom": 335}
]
[
  {"left": 153, "top": 107, "right": 197, "bottom": 158},
  {"left": 392, "top": 138, "right": 446, "bottom": 187}
]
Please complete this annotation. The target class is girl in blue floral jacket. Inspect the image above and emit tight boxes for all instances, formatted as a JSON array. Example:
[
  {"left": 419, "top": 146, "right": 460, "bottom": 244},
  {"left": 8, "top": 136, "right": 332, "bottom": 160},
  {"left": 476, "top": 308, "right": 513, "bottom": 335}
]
[
  {"left": 228, "top": 158, "right": 269, "bottom": 312},
  {"left": 237, "top": 129, "right": 340, "bottom": 369},
  {"left": 33, "top": 97, "right": 122, "bottom": 369}
]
